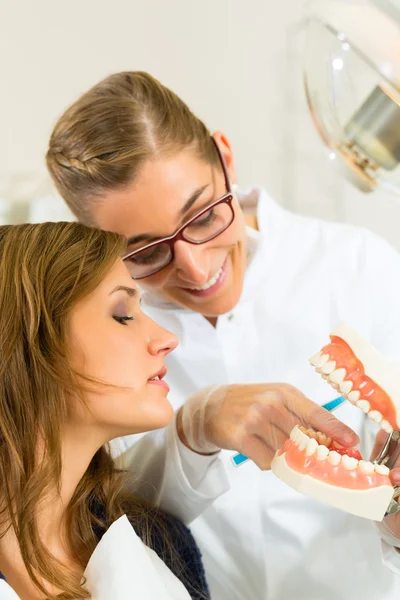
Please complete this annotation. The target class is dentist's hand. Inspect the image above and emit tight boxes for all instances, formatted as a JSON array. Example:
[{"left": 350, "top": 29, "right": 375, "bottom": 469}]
[
  {"left": 372, "top": 430, "right": 400, "bottom": 542},
  {"left": 177, "top": 383, "right": 359, "bottom": 470}
]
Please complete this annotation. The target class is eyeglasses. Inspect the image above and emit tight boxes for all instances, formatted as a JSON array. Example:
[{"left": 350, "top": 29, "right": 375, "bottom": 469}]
[{"left": 122, "top": 139, "right": 235, "bottom": 280}]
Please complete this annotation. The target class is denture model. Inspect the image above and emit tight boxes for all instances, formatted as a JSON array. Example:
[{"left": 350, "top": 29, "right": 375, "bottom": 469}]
[{"left": 271, "top": 323, "right": 396, "bottom": 521}]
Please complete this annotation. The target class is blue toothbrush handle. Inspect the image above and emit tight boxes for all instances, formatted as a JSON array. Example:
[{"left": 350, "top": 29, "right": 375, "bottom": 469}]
[{"left": 231, "top": 396, "right": 346, "bottom": 467}]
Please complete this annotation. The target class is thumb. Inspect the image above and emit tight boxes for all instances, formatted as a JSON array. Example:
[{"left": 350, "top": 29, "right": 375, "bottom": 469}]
[
  {"left": 370, "top": 429, "right": 389, "bottom": 462},
  {"left": 307, "top": 405, "right": 359, "bottom": 448}
]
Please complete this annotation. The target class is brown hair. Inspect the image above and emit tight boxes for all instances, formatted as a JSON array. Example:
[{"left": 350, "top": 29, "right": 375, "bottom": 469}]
[
  {"left": 46, "top": 71, "right": 219, "bottom": 225},
  {"left": 0, "top": 222, "right": 127, "bottom": 598},
  {"left": 0, "top": 221, "right": 208, "bottom": 600}
]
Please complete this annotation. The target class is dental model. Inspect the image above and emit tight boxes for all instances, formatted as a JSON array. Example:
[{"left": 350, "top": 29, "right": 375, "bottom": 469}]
[{"left": 271, "top": 323, "right": 397, "bottom": 521}]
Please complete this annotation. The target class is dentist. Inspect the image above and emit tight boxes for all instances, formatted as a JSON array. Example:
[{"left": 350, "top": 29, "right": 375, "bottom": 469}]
[{"left": 46, "top": 70, "right": 400, "bottom": 600}]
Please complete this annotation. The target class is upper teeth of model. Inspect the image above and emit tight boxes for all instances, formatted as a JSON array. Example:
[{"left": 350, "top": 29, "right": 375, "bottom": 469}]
[
  {"left": 309, "top": 352, "right": 394, "bottom": 433},
  {"left": 188, "top": 266, "right": 223, "bottom": 291}
]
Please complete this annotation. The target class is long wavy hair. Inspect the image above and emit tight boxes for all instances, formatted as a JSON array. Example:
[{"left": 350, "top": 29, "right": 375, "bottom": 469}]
[
  {"left": 46, "top": 71, "right": 219, "bottom": 225},
  {"left": 0, "top": 221, "right": 129, "bottom": 598},
  {"left": 0, "top": 221, "right": 208, "bottom": 600}
]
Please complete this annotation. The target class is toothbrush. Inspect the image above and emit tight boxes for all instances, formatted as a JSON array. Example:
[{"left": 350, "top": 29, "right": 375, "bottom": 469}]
[{"left": 231, "top": 395, "right": 346, "bottom": 467}]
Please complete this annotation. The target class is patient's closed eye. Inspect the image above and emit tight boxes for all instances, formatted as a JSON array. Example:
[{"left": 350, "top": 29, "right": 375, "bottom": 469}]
[
  {"left": 113, "top": 315, "right": 134, "bottom": 325},
  {"left": 113, "top": 302, "right": 134, "bottom": 325}
]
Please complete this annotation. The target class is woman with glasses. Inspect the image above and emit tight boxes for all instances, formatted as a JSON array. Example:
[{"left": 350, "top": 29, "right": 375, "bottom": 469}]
[{"left": 46, "top": 71, "right": 400, "bottom": 600}]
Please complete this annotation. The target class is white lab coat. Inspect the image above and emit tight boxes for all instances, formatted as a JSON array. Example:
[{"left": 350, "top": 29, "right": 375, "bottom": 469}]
[
  {"left": 117, "top": 187, "right": 400, "bottom": 600},
  {"left": 0, "top": 417, "right": 229, "bottom": 599}
]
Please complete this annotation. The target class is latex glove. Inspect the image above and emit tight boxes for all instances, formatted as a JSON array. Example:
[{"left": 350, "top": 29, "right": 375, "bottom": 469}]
[
  {"left": 177, "top": 383, "right": 359, "bottom": 470},
  {"left": 372, "top": 430, "right": 400, "bottom": 543}
]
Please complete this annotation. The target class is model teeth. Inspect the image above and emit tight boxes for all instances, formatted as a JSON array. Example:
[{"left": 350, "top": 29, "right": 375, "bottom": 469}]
[
  {"left": 341, "top": 455, "right": 358, "bottom": 470},
  {"left": 316, "top": 432, "right": 331, "bottom": 446},
  {"left": 347, "top": 390, "right": 360, "bottom": 403},
  {"left": 374, "top": 464, "right": 390, "bottom": 476},
  {"left": 316, "top": 445, "right": 330, "bottom": 461},
  {"left": 189, "top": 267, "right": 223, "bottom": 291},
  {"left": 356, "top": 399, "right": 370, "bottom": 413},
  {"left": 290, "top": 425, "right": 392, "bottom": 475},
  {"left": 340, "top": 380, "right": 353, "bottom": 394},
  {"left": 321, "top": 360, "right": 336, "bottom": 375},
  {"left": 381, "top": 420, "right": 393, "bottom": 433},
  {"left": 297, "top": 431, "right": 308, "bottom": 451},
  {"left": 359, "top": 460, "right": 375, "bottom": 475},
  {"left": 329, "top": 368, "right": 346, "bottom": 384},
  {"left": 309, "top": 352, "right": 329, "bottom": 368},
  {"left": 368, "top": 410, "right": 382, "bottom": 424},
  {"left": 306, "top": 438, "right": 319, "bottom": 456}
]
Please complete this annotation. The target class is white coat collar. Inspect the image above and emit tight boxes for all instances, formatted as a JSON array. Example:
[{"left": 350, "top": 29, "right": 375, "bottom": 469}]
[{"left": 1, "top": 516, "right": 190, "bottom": 600}]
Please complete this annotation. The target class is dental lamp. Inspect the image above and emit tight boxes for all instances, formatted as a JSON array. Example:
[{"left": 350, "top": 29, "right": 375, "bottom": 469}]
[{"left": 304, "top": 0, "right": 400, "bottom": 194}]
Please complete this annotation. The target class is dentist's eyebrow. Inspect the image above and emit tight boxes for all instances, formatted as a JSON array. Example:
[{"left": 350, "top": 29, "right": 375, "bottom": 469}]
[
  {"left": 126, "top": 183, "right": 211, "bottom": 246},
  {"left": 109, "top": 286, "right": 137, "bottom": 297}
]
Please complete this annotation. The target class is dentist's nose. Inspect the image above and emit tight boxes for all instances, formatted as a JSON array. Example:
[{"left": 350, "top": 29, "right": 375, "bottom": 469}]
[
  {"left": 174, "top": 240, "right": 210, "bottom": 284},
  {"left": 147, "top": 319, "right": 178, "bottom": 357}
]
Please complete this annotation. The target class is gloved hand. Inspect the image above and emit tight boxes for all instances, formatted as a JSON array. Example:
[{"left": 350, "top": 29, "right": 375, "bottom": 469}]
[
  {"left": 371, "top": 430, "right": 400, "bottom": 544},
  {"left": 177, "top": 383, "right": 359, "bottom": 470}
]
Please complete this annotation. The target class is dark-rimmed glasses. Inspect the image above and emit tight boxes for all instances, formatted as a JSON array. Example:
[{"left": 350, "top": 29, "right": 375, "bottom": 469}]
[{"left": 122, "top": 139, "right": 235, "bottom": 279}]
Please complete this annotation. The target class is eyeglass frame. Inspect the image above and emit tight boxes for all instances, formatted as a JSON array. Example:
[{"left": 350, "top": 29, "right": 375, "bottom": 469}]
[{"left": 122, "top": 138, "right": 235, "bottom": 280}]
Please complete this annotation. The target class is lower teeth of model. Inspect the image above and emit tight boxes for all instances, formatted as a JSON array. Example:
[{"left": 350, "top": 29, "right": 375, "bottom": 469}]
[{"left": 191, "top": 267, "right": 223, "bottom": 291}]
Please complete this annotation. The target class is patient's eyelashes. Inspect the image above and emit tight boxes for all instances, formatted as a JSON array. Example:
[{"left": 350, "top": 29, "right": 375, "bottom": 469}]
[{"left": 113, "top": 315, "right": 134, "bottom": 325}]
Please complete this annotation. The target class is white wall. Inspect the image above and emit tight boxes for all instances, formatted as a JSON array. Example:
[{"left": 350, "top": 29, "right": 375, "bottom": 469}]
[{"left": 1, "top": 0, "right": 400, "bottom": 247}]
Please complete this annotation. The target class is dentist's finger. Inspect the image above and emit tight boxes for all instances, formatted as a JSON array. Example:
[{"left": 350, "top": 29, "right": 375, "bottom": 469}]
[{"left": 282, "top": 385, "right": 359, "bottom": 447}]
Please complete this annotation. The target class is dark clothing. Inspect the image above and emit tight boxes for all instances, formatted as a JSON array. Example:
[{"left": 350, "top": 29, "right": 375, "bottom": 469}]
[{"left": 0, "top": 507, "right": 209, "bottom": 600}]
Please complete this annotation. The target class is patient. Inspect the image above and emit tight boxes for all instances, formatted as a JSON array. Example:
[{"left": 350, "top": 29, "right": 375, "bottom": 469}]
[{"left": 0, "top": 222, "right": 214, "bottom": 600}]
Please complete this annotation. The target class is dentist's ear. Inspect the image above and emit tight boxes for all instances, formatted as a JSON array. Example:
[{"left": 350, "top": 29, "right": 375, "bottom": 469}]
[{"left": 212, "top": 131, "right": 238, "bottom": 185}]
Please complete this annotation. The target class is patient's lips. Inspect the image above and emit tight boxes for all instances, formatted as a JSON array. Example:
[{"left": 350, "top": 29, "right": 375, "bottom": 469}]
[{"left": 310, "top": 323, "right": 400, "bottom": 432}]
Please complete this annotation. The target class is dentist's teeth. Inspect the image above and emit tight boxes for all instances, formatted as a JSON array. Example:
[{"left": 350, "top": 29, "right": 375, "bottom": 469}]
[
  {"left": 359, "top": 460, "right": 375, "bottom": 475},
  {"left": 348, "top": 390, "right": 360, "bottom": 403},
  {"left": 328, "top": 451, "right": 341, "bottom": 466},
  {"left": 374, "top": 464, "right": 390, "bottom": 476},
  {"left": 321, "top": 360, "right": 336, "bottom": 375},
  {"left": 189, "top": 267, "right": 223, "bottom": 291},
  {"left": 340, "top": 381, "right": 353, "bottom": 395},
  {"left": 312, "top": 353, "right": 330, "bottom": 369},
  {"left": 329, "top": 368, "right": 346, "bottom": 385},
  {"left": 368, "top": 410, "right": 383, "bottom": 424},
  {"left": 341, "top": 455, "right": 358, "bottom": 470},
  {"left": 356, "top": 399, "right": 370, "bottom": 413},
  {"left": 305, "top": 438, "right": 318, "bottom": 456},
  {"left": 381, "top": 420, "right": 393, "bottom": 434},
  {"left": 316, "top": 445, "right": 330, "bottom": 461}
]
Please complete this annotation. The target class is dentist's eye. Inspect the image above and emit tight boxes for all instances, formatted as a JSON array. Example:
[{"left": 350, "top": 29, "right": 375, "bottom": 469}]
[{"left": 113, "top": 315, "right": 134, "bottom": 326}]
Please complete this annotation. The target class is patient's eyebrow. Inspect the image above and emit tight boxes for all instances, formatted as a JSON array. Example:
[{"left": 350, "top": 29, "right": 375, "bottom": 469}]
[
  {"left": 126, "top": 183, "right": 211, "bottom": 247},
  {"left": 109, "top": 286, "right": 137, "bottom": 297}
]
